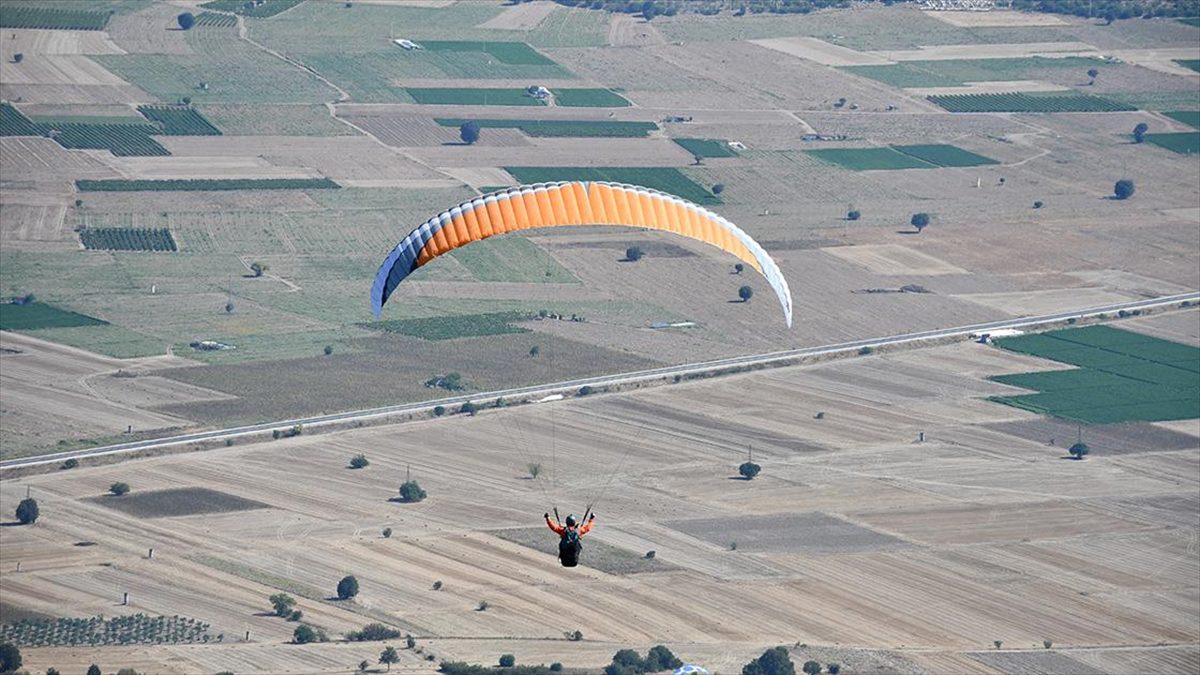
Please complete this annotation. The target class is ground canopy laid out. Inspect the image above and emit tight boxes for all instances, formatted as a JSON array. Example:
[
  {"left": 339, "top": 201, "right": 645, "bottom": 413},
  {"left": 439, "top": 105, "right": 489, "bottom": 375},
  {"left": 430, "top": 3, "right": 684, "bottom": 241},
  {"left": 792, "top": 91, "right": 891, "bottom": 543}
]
[{"left": 371, "top": 181, "right": 794, "bottom": 326}]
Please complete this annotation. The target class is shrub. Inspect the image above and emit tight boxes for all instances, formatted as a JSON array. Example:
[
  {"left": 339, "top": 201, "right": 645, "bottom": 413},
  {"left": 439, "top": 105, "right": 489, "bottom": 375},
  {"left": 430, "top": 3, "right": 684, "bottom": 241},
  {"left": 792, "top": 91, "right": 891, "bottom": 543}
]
[
  {"left": 529, "top": 345, "right": 540, "bottom": 357},
  {"left": 742, "top": 646, "right": 794, "bottom": 675},
  {"left": 346, "top": 623, "right": 401, "bottom": 641},
  {"left": 994, "top": 640, "right": 1003, "bottom": 649},
  {"left": 625, "top": 246, "right": 643, "bottom": 262},
  {"left": 500, "top": 655, "right": 516, "bottom": 667},
  {"left": 1133, "top": 122, "right": 1149, "bottom": 143},
  {"left": 1069, "top": 442, "right": 1089, "bottom": 460},
  {"left": 359, "top": 661, "right": 371, "bottom": 673},
  {"left": 460, "top": 401, "right": 478, "bottom": 416},
  {"left": 578, "top": 385, "right": 593, "bottom": 396},
  {"left": 288, "top": 609, "right": 303, "bottom": 621},
  {"left": 382, "top": 527, "right": 392, "bottom": 538},
  {"left": 528, "top": 463, "right": 541, "bottom": 478},
  {"left": 847, "top": 209, "right": 860, "bottom": 220},
  {"left": 87, "top": 667, "right": 101, "bottom": 675},
  {"left": 858, "top": 346, "right": 874, "bottom": 355},
  {"left": 567, "top": 629, "right": 583, "bottom": 641},
  {"left": 433, "top": 405, "right": 446, "bottom": 417},
  {"left": 712, "top": 183, "right": 725, "bottom": 195},
  {"left": 177, "top": 12, "right": 195, "bottom": 29},
  {"left": 407, "top": 634, "right": 416, "bottom": 648},
  {"left": 739, "top": 285, "right": 753, "bottom": 302},
  {"left": 551, "top": 664, "right": 563, "bottom": 672},
  {"left": 349, "top": 454, "right": 370, "bottom": 469},
  {"left": 1044, "top": 639, "right": 1053, "bottom": 649},
  {"left": 14, "top": 497, "right": 37, "bottom": 523},
  {"left": 293, "top": 624, "right": 324, "bottom": 644},
  {"left": 802, "top": 661, "right": 821, "bottom": 675},
  {"left": 324, "top": 345, "right": 334, "bottom": 356},
  {"left": 225, "top": 301, "right": 235, "bottom": 314},
  {"left": 644, "top": 550, "right": 656, "bottom": 559},
  {"left": 12, "top": 53, "right": 23, "bottom": 64},
  {"left": 739, "top": 461, "right": 761, "bottom": 479},
  {"left": 110, "top": 482, "right": 130, "bottom": 496},
  {"left": 250, "top": 261, "right": 268, "bottom": 277},
  {"left": 0, "top": 642, "right": 20, "bottom": 672},
  {"left": 398, "top": 480, "right": 426, "bottom": 502},
  {"left": 62, "top": 458, "right": 79, "bottom": 470},
  {"left": 734, "top": 263, "right": 744, "bottom": 274},
  {"left": 337, "top": 575, "right": 360, "bottom": 600},
  {"left": 433, "top": 580, "right": 443, "bottom": 590},
  {"left": 828, "top": 664, "right": 840, "bottom": 675},
  {"left": 270, "top": 593, "right": 296, "bottom": 617},
  {"left": 911, "top": 212, "right": 930, "bottom": 232},
  {"left": 477, "top": 600, "right": 489, "bottom": 611},
  {"left": 646, "top": 645, "right": 683, "bottom": 671},
  {"left": 1113, "top": 179, "right": 1135, "bottom": 200},
  {"left": 1033, "top": 200, "right": 1044, "bottom": 209}
]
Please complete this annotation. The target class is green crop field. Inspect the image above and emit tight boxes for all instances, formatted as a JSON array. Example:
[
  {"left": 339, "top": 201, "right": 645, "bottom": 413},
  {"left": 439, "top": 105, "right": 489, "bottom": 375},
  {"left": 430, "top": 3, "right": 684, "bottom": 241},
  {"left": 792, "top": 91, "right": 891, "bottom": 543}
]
[
  {"left": 51, "top": 123, "right": 169, "bottom": 156},
  {"left": 844, "top": 56, "right": 1106, "bottom": 89},
  {"left": 365, "top": 311, "right": 533, "bottom": 340},
  {"left": 194, "top": 11, "right": 237, "bottom": 27},
  {"left": 448, "top": 236, "right": 578, "bottom": 284},
  {"left": 673, "top": 138, "right": 738, "bottom": 158},
  {"left": 1176, "top": 59, "right": 1200, "bottom": 72},
  {"left": 504, "top": 167, "right": 719, "bottom": 205},
  {"left": 550, "top": 88, "right": 632, "bottom": 107},
  {"left": 76, "top": 178, "right": 340, "bottom": 192},
  {"left": 80, "top": 228, "right": 178, "bottom": 252},
  {"left": 0, "top": 5, "right": 110, "bottom": 30},
  {"left": 199, "top": 104, "right": 357, "bottom": 136},
  {"left": 406, "top": 88, "right": 545, "bottom": 106},
  {"left": 0, "top": 614, "right": 210, "bottom": 648},
  {"left": 1179, "top": 17, "right": 1200, "bottom": 27},
  {"left": 928, "top": 92, "right": 1137, "bottom": 113},
  {"left": 989, "top": 325, "right": 1200, "bottom": 424},
  {"left": 137, "top": 105, "right": 222, "bottom": 135},
  {"left": 434, "top": 118, "right": 657, "bottom": 138},
  {"left": 892, "top": 144, "right": 999, "bottom": 167},
  {"left": 1144, "top": 132, "right": 1200, "bottom": 154},
  {"left": 0, "top": 103, "right": 47, "bottom": 136},
  {"left": 1163, "top": 111, "right": 1200, "bottom": 129},
  {"left": 421, "top": 41, "right": 555, "bottom": 66},
  {"left": 198, "top": 0, "right": 302, "bottom": 17},
  {"left": 0, "top": 302, "right": 109, "bottom": 331},
  {"left": 806, "top": 147, "right": 934, "bottom": 171}
]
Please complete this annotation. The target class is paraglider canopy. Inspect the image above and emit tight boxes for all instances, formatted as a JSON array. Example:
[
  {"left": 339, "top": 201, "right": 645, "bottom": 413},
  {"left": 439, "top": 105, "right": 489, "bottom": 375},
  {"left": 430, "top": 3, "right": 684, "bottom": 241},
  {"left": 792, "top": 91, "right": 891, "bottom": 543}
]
[{"left": 371, "top": 181, "right": 793, "bottom": 326}]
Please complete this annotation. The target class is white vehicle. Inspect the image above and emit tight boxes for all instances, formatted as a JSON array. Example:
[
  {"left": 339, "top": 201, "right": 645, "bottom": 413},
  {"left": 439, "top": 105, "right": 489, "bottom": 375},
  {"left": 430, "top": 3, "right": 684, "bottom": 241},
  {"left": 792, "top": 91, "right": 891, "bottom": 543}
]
[
  {"left": 971, "top": 328, "right": 1025, "bottom": 343},
  {"left": 394, "top": 38, "right": 422, "bottom": 50}
]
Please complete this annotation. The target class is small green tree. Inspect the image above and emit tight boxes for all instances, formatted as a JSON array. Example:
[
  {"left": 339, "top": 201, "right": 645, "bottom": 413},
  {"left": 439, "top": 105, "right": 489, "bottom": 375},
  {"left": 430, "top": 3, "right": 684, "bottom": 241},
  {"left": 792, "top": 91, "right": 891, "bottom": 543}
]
[
  {"left": 270, "top": 592, "right": 296, "bottom": 617},
  {"left": 0, "top": 642, "right": 20, "bottom": 672},
  {"left": 288, "top": 609, "right": 303, "bottom": 622},
  {"left": 407, "top": 634, "right": 416, "bottom": 648},
  {"left": 12, "top": 53, "right": 23, "bottom": 64},
  {"left": 398, "top": 480, "right": 426, "bottom": 503},
  {"left": 646, "top": 645, "right": 683, "bottom": 671},
  {"left": 1044, "top": 640, "right": 1053, "bottom": 649},
  {"left": 324, "top": 345, "right": 334, "bottom": 356},
  {"left": 1069, "top": 442, "right": 1089, "bottom": 460},
  {"left": 382, "top": 527, "right": 392, "bottom": 538},
  {"left": 337, "top": 575, "right": 360, "bottom": 600},
  {"left": 625, "top": 246, "right": 643, "bottom": 262},
  {"left": 739, "top": 461, "right": 761, "bottom": 479},
  {"left": 250, "top": 261, "right": 268, "bottom": 277},
  {"left": 712, "top": 183, "right": 725, "bottom": 195},
  {"left": 460, "top": 120, "right": 481, "bottom": 145},
  {"left": 225, "top": 301, "right": 235, "bottom": 314},
  {"left": 432, "top": 580, "right": 443, "bottom": 590},
  {"left": 1114, "top": 179, "right": 1135, "bottom": 200},
  {"left": 477, "top": 600, "right": 489, "bottom": 611},
  {"left": 739, "top": 285, "right": 753, "bottom": 302},
  {"left": 858, "top": 346, "right": 874, "bottom": 355},
  {"left": 578, "top": 385, "right": 593, "bottom": 396},
  {"left": 62, "top": 458, "right": 79, "bottom": 470},
  {"left": 734, "top": 263, "right": 745, "bottom": 274},
  {"left": 1133, "top": 122, "right": 1149, "bottom": 143},
  {"left": 349, "top": 454, "right": 370, "bottom": 469},
  {"left": 847, "top": 209, "right": 861, "bottom": 220},
  {"left": 827, "top": 664, "right": 840, "bottom": 675},
  {"left": 110, "top": 482, "right": 130, "bottom": 496},
  {"left": 87, "top": 666, "right": 102, "bottom": 675},
  {"left": 802, "top": 661, "right": 821, "bottom": 675},
  {"left": 499, "top": 654, "right": 516, "bottom": 667},
  {"left": 742, "top": 647, "right": 795, "bottom": 675},
  {"left": 380, "top": 646, "right": 400, "bottom": 671},
  {"left": 994, "top": 640, "right": 1003, "bottom": 649},
  {"left": 1087, "top": 67, "right": 1099, "bottom": 84},
  {"left": 177, "top": 12, "right": 195, "bottom": 29},
  {"left": 529, "top": 345, "right": 540, "bottom": 357},
  {"left": 550, "top": 664, "right": 563, "bottom": 672},
  {"left": 293, "top": 624, "right": 321, "bottom": 644},
  {"left": 528, "top": 463, "right": 541, "bottom": 479},
  {"left": 433, "top": 405, "right": 445, "bottom": 417},
  {"left": 15, "top": 497, "right": 38, "bottom": 525},
  {"left": 460, "top": 401, "right": 478, "bottom": 416},
  {"left": 911, "top": 212, "right": 930, "bottom": 232}
]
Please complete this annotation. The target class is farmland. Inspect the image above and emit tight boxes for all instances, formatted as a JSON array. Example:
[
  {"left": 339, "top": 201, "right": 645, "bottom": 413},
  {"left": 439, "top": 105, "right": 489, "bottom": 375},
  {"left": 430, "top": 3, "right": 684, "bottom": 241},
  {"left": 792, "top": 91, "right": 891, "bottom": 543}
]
[
  {"left": 892, "top": 144, "right": 1000, "bottom": 167},
  {"left": 366, "top": 311, "right": 534, "bottom": 340},
  {"left": 3, "top": 103, "right": 173, "bottom": 157},
  {"left": 549, "top": 88, "right": 632, "bottom": 107},
  {"left": 198, "top": 0, "right": 303, "bottom": 18},
  {"left": 406, "top": 88, "right": 545, "bottom": 106},
  {"left": 1164, "top": 110, "right": 1200, "bottom": 129},
  {"left": 0, "top": 302, "right": 108, "bottom": 330},
  {"left": 806, "top": 147, "right": 936, "bottom": 171},
  {"left": 193, "top": 12, "right": 237, "bottom": 29},
  {"left": 673, "top": 138, "right": 738, "bottom": 158},
  {"left": 1176, "top": 59, "right": 1200, "bottom": 72},
  {"left": 136, "top": 105, "right": 222, "bottom": 136},
  {"left": 0, "top": 614, "right": 210, "bottom": 648},
  {"left": 504, "top": 167, "right": 718, "bottom": 205},
  {"left": 928, "top": 91, "right": 1138, "bottom": 112},
  {"left": 434, "top": 118, "right": 657, "bottom": 138},
  {"left": 1145, "top": 132, "right": 1200, "bottom": 154},
  {"left": 79, "top": 227, "right": 177, "bottom": 252},
  {"left": 75, "top": 178, "right": 340, "bottom": 191},
  {"left": 421, "top": 41, "right": 557, "bottom": 66},
  {"left": 0, "top": 5, "right": 111, "bottom": 30},
  {"left": 844, "top": 56, "right": 1109, "bottom": 89}
]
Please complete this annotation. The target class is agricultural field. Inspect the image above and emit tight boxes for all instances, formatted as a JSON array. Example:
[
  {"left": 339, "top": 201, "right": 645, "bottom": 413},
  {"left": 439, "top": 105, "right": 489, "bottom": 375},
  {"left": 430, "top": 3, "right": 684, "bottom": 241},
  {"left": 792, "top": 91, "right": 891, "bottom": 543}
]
[
  {"left": 1164, "top": 110, "right": 1200, "bottom": 129},
  {"left": 1145, "top": 132, "right": 1200, "bottom": 154},
  {"left": 845, "top": 56, "right": 1109, "bottom": 89},
  {"left": 0, "top": 5, "right": 111, "bottom": 30},
  {"left": 75, "top": 178, "right": 341, "bottom": 191},
  {"left": 434, "top": 118, "right": 657, "bottom": 138},
  {"left": 193, "top": 11, "right": 237, "bottom": 29},
  {"left": 0, "top": 302, "right": 108, "bottom": 331},
  {"left": 806, "top": 146, "right": 936, "bottom": 171},
  {"left": 366, "top": 311, "right": 534, "bottom": 341},
  {"left": 136, "top": 105, "right": 221, "bottom": 136},
  {"left": 0, "top": 614, "right": 210, "bottom": 648},
  {"left": 891, "top": 143, "right": 1000, "bottom": 167},
  {"left": 421, "top": 41, "right": 557, "bottom": 66},
  {"left": 549, "top": 88, "right": 631, "bottom": 107},
  {"left": 198, "top": 104, "right": 358, "bottom": 136},
  {"left": 406, "top": 88, "right": 546, "bottom": 106},
  {"left": 672, "top": 138, "right": 738, "bottom": 158},
  {"left": 198, "top": 0, "right": 303, "bottom": 18},
  {"left": 928, "top": 91, "right": 1138, "bottom": 112},
  {"left": 505, "top": 167, "right": 718, "bottom": 205},
  {"left": 79, "top": 227, "right": 177, "bottom": 252},
  {"left": 1176, "top": 59, "right": 1200, "bottom": 72}
]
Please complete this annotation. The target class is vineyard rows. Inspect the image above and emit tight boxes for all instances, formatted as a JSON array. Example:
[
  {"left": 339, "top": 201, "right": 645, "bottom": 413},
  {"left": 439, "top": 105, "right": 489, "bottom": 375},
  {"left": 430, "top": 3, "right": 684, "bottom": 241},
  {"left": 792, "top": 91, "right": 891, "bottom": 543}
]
[
  {"left": 0, "top": 614, "right": 210, "bottom": 647},
  {"left": 199, "top": 0, "right": 304, "bottom": 18},
  {"left": 80, "top": 227, "right": 178, "bottom": 251},
  {"left": 138, "top": 105, "right": 222, "bottom": 136},
  {"left": 0, "top": 6, "right": 110, "bottom": 30},
  {"left": 928, "top": 92, "right": 1137, "bottom": 113},
  {"left": 52, "top": 123, "right": 169, "bottom": 156},
  {"left": 76, "top": 178, "right": 342, "bottom": 192},
  {"left": 195, "top": 11, "right": 238, "bottom": 27}
]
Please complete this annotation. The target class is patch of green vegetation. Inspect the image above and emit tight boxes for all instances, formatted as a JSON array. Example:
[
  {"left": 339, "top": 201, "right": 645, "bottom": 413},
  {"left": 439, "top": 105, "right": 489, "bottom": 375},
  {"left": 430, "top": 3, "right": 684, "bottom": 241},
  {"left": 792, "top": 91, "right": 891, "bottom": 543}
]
[
  {"left": 449, "top": 236, "right": 578, "bottom": 284},
  {"left": 2, "top": 105, "right": 171, "bottom": 156},
  {"left": 25, "top": 115, "right": 148, "bottom": 126},
  {"left": 0, "top": 103, "right": 43, "bottom": 136},
  {"left": 892, "top": 144, "right": 999, "bottom": 167},
  {"left": 420, "top": 40, "right": 555, "bottom": 66},
  {"left": 1163, "top": 110, "right": 1200, "bottom": 129},
  {"left": 0, "top": 302, "right": 108, "bottom": 331},
  {"left": 200, "top": 104, "right": 357, "bottom": 136},
  {"left": 1175, "top": 59, "right": 1200, "bottom": 72},
  {"left": 406, "top": 88, "right": 545, "bottom": 106},
  {"left": 194, "top": 11, "right": 237, "bottom": 27},
  {"left": 137, "top": 105, "right": 221, "bottom": 135},
  {"left": 23, "top": 324, "right": 164, "bottom": 359},
  {"left": 929, "top": 91, "right": 1136, "bottom": 113},
  {"left": 845, "top": 56, "right": 1106, "bottom": 88},
  {"left": 1107, "top": 91, "right": 1200, "bottom": 111},
  {"left": 199, "top": 0, "right": 303, "bottom": 17},
  {"left": 478, "top": 185, "right": 513, "bottom": 194},
  {"left": 76, "top": 178, "right": 340, "bottom": 191},
  {"left": 1179, "top": 17, "right": 1200, "bottom": 27},
  {"left": 990, "top": 325, "right": 1200, "bottom": 424},
  {"left": 434, "top": 118, "right": 657, "bottom": 138},
  {"left": 504, "top": 166, "right": 719, "bottom": 205},
  {"left": 673, "top": 138, "right": 737, "bottom": 158},
  {"left": 806, "top": 147, "right": 934, "bottom": 171},
  {"left": 0, "top": 613, "right": 210, "bottom": 647},
  {"left": 1144, "top": 132, "right": 1200, "bottom": 154},
  {"left": 80, "top": 227, "right": 178, "bottom": 251},
  {"left": 365, "top": 311, "right": 533, "bottom": 340},
  {"left": 0, "top": 4, "right": 110, "bottom": 30},
  {"left": 550, "top": 88, "right": 631, "bottom": 107}
]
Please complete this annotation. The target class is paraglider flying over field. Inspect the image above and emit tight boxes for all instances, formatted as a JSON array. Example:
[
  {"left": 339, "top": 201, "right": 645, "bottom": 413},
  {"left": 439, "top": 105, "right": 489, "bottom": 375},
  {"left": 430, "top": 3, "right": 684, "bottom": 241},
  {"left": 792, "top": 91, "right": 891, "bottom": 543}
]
[{"left": 370, "top": 181, "right": 794, "bottom": 326}]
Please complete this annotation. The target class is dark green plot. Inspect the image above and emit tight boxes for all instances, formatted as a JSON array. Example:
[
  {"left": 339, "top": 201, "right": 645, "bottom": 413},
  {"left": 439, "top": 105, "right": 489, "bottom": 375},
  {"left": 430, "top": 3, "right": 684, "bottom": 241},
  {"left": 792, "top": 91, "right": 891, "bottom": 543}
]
[
  {"left": 673, "top": 138, "right": 738, "bottom": 158},
  {"left": 892, "top": 144, "right": 998, "bottom": 167},
  {"left": 0, "top": 302, "right": 109, "bottom": 331},
  {"left": 1145, "top": 132, "right": 1200, "bottom": 154},
  {"left": 806, "top": 147, "right": 934, "bottom": 171}
]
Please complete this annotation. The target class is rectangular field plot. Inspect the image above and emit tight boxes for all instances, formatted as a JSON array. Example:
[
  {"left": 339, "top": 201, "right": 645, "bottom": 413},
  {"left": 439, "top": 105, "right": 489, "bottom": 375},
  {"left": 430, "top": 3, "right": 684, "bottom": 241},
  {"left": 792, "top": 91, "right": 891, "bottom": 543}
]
[
  {"left": 929, "top": 92, "right": 1137, "bottom": 113},
  {"left": 669, "top": 512, "right": 908, "bottom": 554},
  {"left": 420, "top": 41, "right": 556, "bottom": 66},
  {"left": 985, "top": 418, "right": 1200, "bottom": 456},
  {"left": 550, "top": 88, "right": 632, "bottom": 107},
  {"left": 1175, "top": 59, "right": 1200, "bottom": 72},
  {"left": 2, "top": 104, "right": 170, "bottom": 156},
  {"left": 845, "top": 56, "right": 1105, "bottom": 89},
  {"left": 87, "top": 487, "right": 269, "bottom": 518},
  {"left": 1163, "top": 111, "right": 1200, "bottom": 129},
  {"left": 76, "top": 178, "right": 340, "bottom": 191},
  {"left": 505, "top": 166, "right": 719, "bottom": 205},
  {"left": 434, "top": 118, "right": 656, "bottom": 138},
  {"left": 79, "top": 227, "right": 177, "bottom": 252},
  {"left": 198, "top": 0, "right": 302, "bottom": 17},
  {"left": 969, "top": 652, "right": 1103, "bottom": 675},
  {"left": 1145, "top": 132, "right": 1200, "bottom": 154},
  {"left": 989, "top": 326, "right": 1200, "bottom": 424},
  {"left": 364, "top": 311, "right": 533, "bottom": 340},
  {"left": 136, "top": 105, "right": 221, "bottom": 136},
  {"left": 892, "top": 144, "right": 999, "bottom": 167},
  {"left": 807, "top": 147, "right": 934, "bottom": 170},
  {"left": 447, "top": 236, "right": 578, "bottom": 284},
  {"left": 0, "top": 6, "right": 110, "bottom": 30},
  {"left": 405, "top": 88, "right": 545, "bottom": 106},
  {"left": 673, "top": 138, "right": 738, "bottom": 158},
  {"left": 0, "top": 302, "right": 109, "bottom": 331}
]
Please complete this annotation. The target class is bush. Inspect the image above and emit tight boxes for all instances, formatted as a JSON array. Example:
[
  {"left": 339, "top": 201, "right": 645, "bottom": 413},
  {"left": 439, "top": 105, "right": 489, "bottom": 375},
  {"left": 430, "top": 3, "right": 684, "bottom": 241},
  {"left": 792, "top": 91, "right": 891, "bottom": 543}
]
[
  {"left": 346, "top": 623, "right": 401, "bottom": 641},
  {"left": 323, "top": 344, "right": 333, "bottom": 356},
  {"left": 270, "top": 592, "right": 296, "bottom": 617},
  {"left": 0, "top": 642, "right": 21, "bottom": 672},
  {"left": 734, "top": 263, "right": 744, "bottom": 274},
  {"left": 398, "top": 480, "right": 426, "bottom": 503},
  {"left": 528, "top": 463, "right": 541, "bottom": 479},
  {"left": 578, "top": 385, "right": 593, "bottom": 396},
  {"left": 382, "top": 527, "right": 392, "bottom": 538},
  {"left": 742, "top": 646, "right": 794, "bottom": 675},
  {"left": 110, "top": 482, "right": 130, "bottom": 496},
  {"left": 529, "top": 345, "right": 540, "bottom": 357},
  {"left": 625, "top": 246, "right": 643, "bottom": 262},
  {"left": 250, "top": 261, "right": 268, "bottom": 277},
  {"left": 1033, "top": 200, "right": 1044, "bottom": 209},
  {"left": 407, "top": 634, "right": 417, "bottom": 648},
  {"left": 288, "top": 609, "right": 303, "bottom": 621},
  {"left": 433, "top": 405, "right": 446, "bottom": 417},
  {"left": 739, "top": 461, "right": 761, "bottom": 479},
  {"left": 62, "top": 458, "right": 79, "bottom": 470},
  {"left": 433, "top": 580, "right": 443, "bottom": 590},
  {"left": 802, "top": 661, "right": 821, "bottom": 675},
  {"left": 646, "top": 645, "right": 683, "bottom": 671},
  {"left": 567, "top": 629, "right": 583, "bottom": 641},
  {"left": 847, "top": 209, "right": 861, "bottom": 220},
  {"left": 15, "top": 497, "right": 38, "bottom": 525},
  {"left": 177, "top": 12, "right": 195, "bottom": 29},
  {"left": 858, "top": 346, "right": 874, "bottom": 355},
  {"left": 1069, "top": 442, "right": 1089, "bottom": 460},
  {"left": 225, "top": 301, "right": 235, "bottom": 314},
  {"left": 500, "top": 655, "right": 516, "bottom": 668},
  {"left": 460, "top": 120, "right": 481, "bottom": 145},
  {"left": 1133, "top": 122, "right": 1149, "bottom": 143},
  {"left": 645, "top": 550, "right": 656, "bottom": 559},
  {"left": 477, "top": 600, "right": 489, "bottom": 611},
  {"left": 349, "top": 454, "right": 370, "bottom": 469},
  {"left": 293, "top": 624, "right": 325, "bottom": 644},
  {"left": 88, "top": 667, "right": 101, "bottom": 675},
  {"left": 739, "top": 285, "right": 753, "bottom": 302},
  {"left": 460, "top": 401, "right": 478, "bottom": 416},
  {"left": 828, "top": 664, "right": 840, "bottom": 675},
  {"left": 911, "top": 212, "right": 930, "bottom": 232},
  {"left": 12, "top": 53, "right": 23, "bottom": 64},
  {"left": 1044, "top": 639, "right": 1053, "bottom": 649},
  {"left": 550, "top": 664, "right": 563, "bottom": 672},
  {"left": 712, "top": 183, "right": 725, "bottom": 195},
  {"left": 337, "top": 575, "right": 360, "bottom": 600},
  {"left": 1113, "top": 179, "right": 1135, "bottom": 200}
]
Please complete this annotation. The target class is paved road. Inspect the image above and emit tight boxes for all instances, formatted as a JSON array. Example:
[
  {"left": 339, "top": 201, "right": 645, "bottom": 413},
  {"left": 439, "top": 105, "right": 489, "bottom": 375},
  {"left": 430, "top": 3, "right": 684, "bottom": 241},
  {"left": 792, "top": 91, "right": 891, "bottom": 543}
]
[{"left": 3, "top": 293, "right": 1195, "bottom": 471}]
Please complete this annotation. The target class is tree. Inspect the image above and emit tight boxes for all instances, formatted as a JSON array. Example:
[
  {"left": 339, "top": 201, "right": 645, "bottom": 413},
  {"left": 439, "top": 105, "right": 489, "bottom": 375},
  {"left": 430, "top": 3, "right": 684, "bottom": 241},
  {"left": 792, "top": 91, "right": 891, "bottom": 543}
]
[
  {"left": 433, "top": 405, "right": 445, "bottom": 417},
  {"left": 459, "top": 120, "right": 481, "bottom": 145},
  {"left": 15, "top": 497, "right": 38, "bottom": 525},
  {"left": 1069, "top": 442, "right": 1089, "bottom": 460},
  {"left": 734, "top": 263, "right": 744, "bottom": 274},
  {"left": 847, "top": 209, "right": 861, "bottom": 220},
  {"left": 459, "top": 401, "right": 478, "bottom": 416},
  {"left": 578, "top": 385, "right": 593, "bottom": 396},
  {"left": 529, "top": 345, "right": 540, "bottom": 357},
  {"left": 743, "top": 647, "right": 795, "bottom": 675},
  {"left": 63, "top": 458, "right": 79, "bottom": 470},
  {"left": 499, "top": 654, "right": 516, "bottom": 667},
  {"left": 528, "top": 463, "right": 541, "bottom": 479},
  {"left": 0, "top": 643, "right": 20, "bottom": 672},
  {"left": 180, "top": 96, "right": 191, "bottom": 106},
  {"left": 477, "top": 600, "right": 489, "bottom": 611},
  {"left": 407, "top": 634, "right": 416, "bottom": 648},
  {"left": 432, "top": 580, "right": 443, "bottom": 590},
  {"left": 270, "top": 592, "right": 296, "bottom": 617},
  {"left": 1033, "top": 200, "right": 1044, "bottom": 209},
  {"left": 225, "top": 301, "right": 235, "bottom": 314},
  {"left": 625, "top": 246, "right": 643, "bottom": 262},
  {"left": 382, "top": 527, "right": 392, "bottom": 538},
  {"left": 550, "top": 664, "right": 563, "bottom": 672},
  {"left": 642, "top": 0, "right": 657, "bottom": 20},
  {"left": 110, "top": 482, "right": 130, "bottom": 496},
  {"left": 994, "top": 640, "right": 1003, "bottom": 649},
  {"left": 1087, "top": 67, "right": 1099, "bottom": 84},
  {"left": 359, "top": 661, "right": 371, "bottom": 673},
  {"left": 177, "top": 12, "right": 195, "bottom": 30},
  {"left": 802, "top": 661, "right": 821, "bottom": 675},
  {"left": 379, "top": 646, "right": 400, "bottom": 671},
  {"left": 911, "top": 212, "right": 930, "bottom": 232},
  {"left": 324, "top": 345, "right": 334, "bottom": 356},
  {"left": 12, "top": 53, "right": 23, "bottom": 64},
  {"left": 398, "top": 480, "right": 426, "bottom": 503},
  {"left": 1113, "top": 179, "right": 1135, "bottom": 200},
  {"left": 293, "top": 624, "right": 321, "bottom": 644},
  {"left": 738, "top": 285, "right": 753, "bottom": 302},
  {"left": 646, "top": 645, "right": 683, "bottom": 671},
  {"left": 1044, "top": 640, "right": 1053, "bottom": 649},
  {"left": 49, "top": 668, "right": 62, "bottom": 675},
  {"left": 712, "top": 183, "right": 725, "bottom": 195},
  {"left": 288, "top": 609, "right": 303, "bottom": 621},
  {"left": 1133, "top": 122, "right": 1149, "bottom": 143},
  {"left": 88, "top": 666, "right": 102, "bottom": 675},
  {"left": 250, "top": 261, "right": 268, "bottom": 277},
  {"left": 350, "top": 454, "right": 370, "bottom": 469},
  {"left": 346, "top": 623, "right": 401, "bottom": 641},
  {"left": 739, "top": 461, "right": 761, "bottom": 479},
  {"left": 337, "top": 575, "right": 360, "bottom": 600},
  {"left": 827, "top": 665, "right": 840, "bottom": 675}
]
